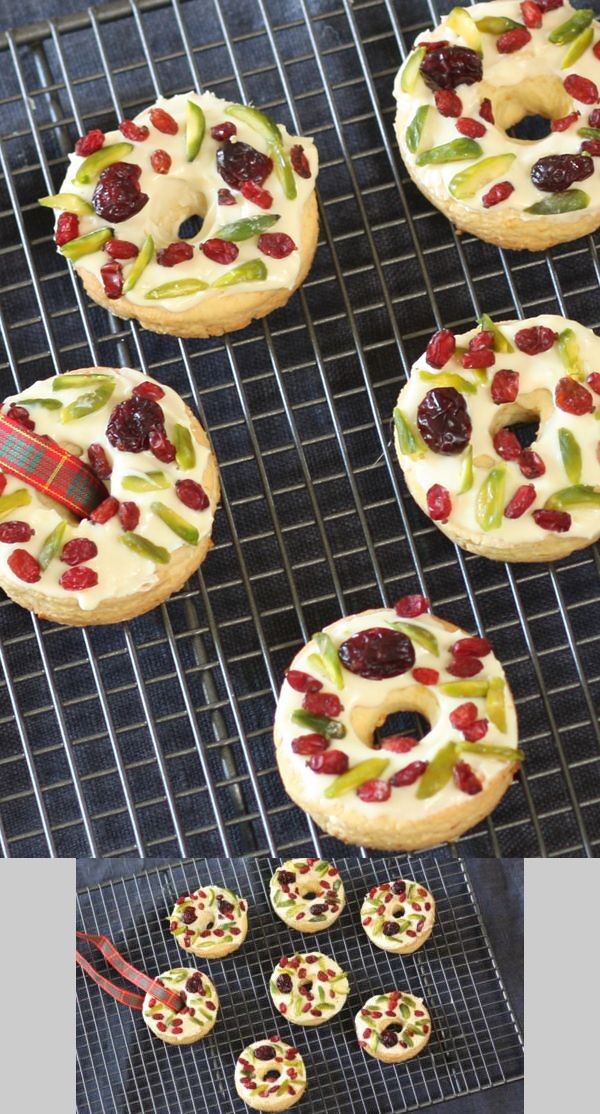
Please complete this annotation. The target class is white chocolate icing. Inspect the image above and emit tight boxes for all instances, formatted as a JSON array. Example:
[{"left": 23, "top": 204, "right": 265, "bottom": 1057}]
[
  {"left": 269, "top": 951, "right": 349, "bottom": 1025},
  {"left": 396, "top": 315, "right": 600, "bottom": 543},
  {"left": 394, "top": 2, "right": 600, "bottom": 217},
  {"left": 55, "top": 91, "right": 318, "bottom": 311},
  {"left": 0, "top": 368, "right": 214, "bottom": 610},
  {"left": 143, "top": 966, "right": 218, "bottom": 1041},
  {"left": 274, "top": 609, "right": 518, "bottom": 823}
]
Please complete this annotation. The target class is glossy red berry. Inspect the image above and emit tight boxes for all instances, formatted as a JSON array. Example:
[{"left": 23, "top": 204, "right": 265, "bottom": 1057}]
[
  {"left": 425, "top": 328, "right": 455, "bottom": 369},
  {"left": 8, "top": 548, "right": 41, "bottom": 582},
  {"left": 5, "top": 404, "right": 35, "bottom": 431},
  {"left": 451, "top": 636, "right": 492, "bottom": 658},
  {"left": 589, "top": 109, "right": 600, "bottom": 129},
  {"left": 100, "top": 261, "right": 123, "bottom": 300},
  {"left": 555, "top": 376, "right": 594, "bottom": 415},
  {"left": 148, "top": 428, "right": 176, "bottom": 463},
  {"left": 418, "top": 388, "right": 472, "bottom": 454},
  {"left": 449, "top": 702, "right": 478, "bottom": 730},
  {"left": 519, "top": 449, "right": 545, "bottom": 479},
  {"left": 453, "top": 760, "right": 483, "bottom": 795},
  {"left": 257, "top": 233, "right": 296, "bottom": 258},
  {"left": 515, "top": 325, "right": 557, "bottom": 354},
  {"left": 479, "top": 98, "right": 494, "bottom": 124},
  {"left": 380, "top": 735, "right": 418, "bottom": 753},
  {"left": 210, "top": 121, "right": 237, "bottom": 141},
  {"left": 175, "top": 479, "right": 209, "bottom": 510},
  {"left": 156, "top": 242, "right": 194, "bottom": 267},
  {"left": 201, "top": 239, "right": 239, "bottom": 264},
  {"left": 520, "top": 1, "right": 542, "bottom": 28},
  {"left": 240, "top": 180, "right": 273, "bottom": 209},
  {"left": 118, "top": 501, "right": 140, "bottom": 531},
  {"left": 504, "top": 484, "right": 536, "bottom": 519},
  {"left": 92, "top": 162, "right": 148, "bottom": 223},
  {"left": 119, "top": 119, "right": 149, "bottom": 142},
  {"left": 493, "top": 428, "right": 522, "bottom": 461},
  {"left": 286, "top": 670, "right": 322, "bottom": 693},
  {"left": 59, "top": 565, "right": 98, "bottom": 590},
  {"left": 89, "top": 496, "right": 119, "bottom": 524},
  {"left": 550, "top": 111, "right": 580, "bottom": 132},
  {"left": 412, "top": 667, "right": 439, "bottom": 685},
  {"left": 581, "top": 138, "right": 600, "bottom": 156},
  {"left": 302, "top": 691, "right": 343, "bottom": 718},
  {"left": 150, "top": 149, "right": 172, "bottom": 174},
  {"left": 531, "top": 153, "right": 593, "bottom": 191},
  {"left": 427, "top": 483, "right": 451, "bottom": 521},
  {"left": 532, "top": 509, "right": 571, "bottom": 532},
  {"left": 133, "top": 380, "right": 165, "bottom": 401},
  {"left": 308, "top": 751, "right": 349, "bottom": 775},
  {"left": 105, "top": 239, "right": 139, "bottom": 259},
  {"left": 456, "top": 117, "right": 486, "bottom": 138},
  {"left": 420, "top": 46, "right": 482, "bottom": 91},
  {"left": 497, "top": 27, "right": 531, "bottom": 53},
  {"left": 149, "top": 107, "right": 178, "bottom": 134},
  {"left": 338, "top": 627, "right": 415, "bottom": 679},
  {"left": 587, "top": 372, "right": 600, "bottom": 395},
  {"left": 291, "top": 144, "right": 311, "bottom": 177},
  {"left": 536, "top": 0, "right": 563, "bottom": 10},
  {"left": 218, "top": 187, "right": 236, "bottom": 205},
  {"left": 463, "top": 718, "right": 489, "bottom": 742},
  {"left": 61, "top": 538, "right": 98, "bottom": 566},
  {"left": 469, "top": 331, "right": 494, "bottom": 353},
  {"left": 434, "top": 89, "right": 462, "bottom": 117},
  {"left": 447, "top": 656, "right": 483, "bottom": 678},
  {"left": 482, "top": 181, "right": 514, "bottom": 207},
  {"left": 491, "top": 369, "right": 519, "bottom": 403},
  {"left": 394, "top": 593, "right": 429, "bottom": 617},
  {"left": 75, "top": 128, "right": 104, "bottom": 156},
  {"left": 461, "top": 348, "right": 495, "bottom": 368},
  {"left": 564, "top": 74, "right": 598, "bottom": 105},
  {"left": 55, "top": 212, "right": 79, "bottom": 246},
  {"left": 0, "top": 521, "right": 34, "bottom": 543},
  {"left": 388, "top": 761, "right": 428, "bottom": 787},
  {"left": 291, "top": 734, "right": 329, "bottom": 755},
  {"left": 357, "top": 779, "right": 391, "bottom": 802}
]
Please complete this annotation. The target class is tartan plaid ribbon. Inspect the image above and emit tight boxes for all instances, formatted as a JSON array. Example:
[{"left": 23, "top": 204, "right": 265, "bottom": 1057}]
[
  {"left": 0, "top": 414, "right": 107, "bottom": 518},
  {"left": 76, "top": 930, "right": 183, "bottom": 1013}
]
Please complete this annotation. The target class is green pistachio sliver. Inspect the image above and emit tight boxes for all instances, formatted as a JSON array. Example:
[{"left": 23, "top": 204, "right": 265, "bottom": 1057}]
[
  {"left": 476, "top": 465, "right": 506, "bottom": 531},
  {"left": 38, "top": 192, "right": 94, "bottom": 215},
  {"left": 120, "top": 531, "right": 170, "bottom": 564},
  {"left": 415, "top": 741, "right": 457, "bottom": 799},
  {"left": 212, "top": 259, "right": 267, "bottom": 287},
  {"left": 123, "top": 235, "right": 154, "bottom": 294},
  {"left": 558, "top": 428, "right": 582, "bottom": 484},
  {"left": 548, "top": 9, "right": 594, "bottom": 45},
  {"left": 406, "top": 105, "right": 430, "bottom": 155},
  {"left": 313, "top": 630, "right": 344, "bottom": 689},
  {"left": 557, "top": 328, "right": 585, "bottom": 381},
  {"left": 416, "top": 138, "right": 482, "bottom": 166},
  {"left": 578, "top": 127, "right": 600, "bottom": 140},
  {"left": 402, "top": 1031, "right": 415, "bottom": 1048},
  {"left": 60, "top": 379, "right": 115, "bottom": 423},
  {"left": 475, "top": 15, "right": 522, "bottom": 34},
  {"left": 458, "top": 741, "right": 524, "bottom": 762},
  {"left": 324, "top": 757, "right": 389, "bottom": 799},
  {"left": 0, "top": 488, "right": 32, "bottom": 519},
  {"left": 440, "top": 679, "right": 489, "bottom": 698},
  {"left": 392, "top": 621, "right": 439, "bottom": 656},
  {"left": 186, "top": 100, "right": 205, "bottom": 161},
  {"left": 173, "top": 423, "right": 195, "bottom": 471},
  {"left": 478, "top": 313, "right": 514, "bottom": 353},
  {"left": 525, "top": 190, "right": 590, "bottom": 215},
  {"left": 418, "top": 370, "right": 477, "bottom": 394},
  {"left": 449, "top": 154, "right": 516, "bottom": 200},
  {"left": 486, "top": 676, "right": 507, "bottom": 733},
  {"left": 215, "top": 214, "right": 280, "bottom": 242},
  {"left": 52, "top": 373, "right": 112, "bottom": 391},
  {"left": 146, "top": 278, "right": 209, "bottom": 300},
  {"left": 400, "top": 46, "right": 426, "bottom": 93},
  {"left": 38, "top": 520, "right": 67, "bottom": 570},
  {"left": 291, "top": 708, "right": 346, "bottom": 738},
  {"left": 121, "top": 471, "right": 170, "bottom": 492},
  {"left": 545, "top": 484, "right": 600, "bottom": 510},
  {"left": 457, "top": 445, "right": 473, "bottom": 495},
  {"left": 396, "top": 918, "right": 411, "bottom": 933},
  {"left": 74, "top": 142, "right": 134, "bottom": 184},
  {"left": 20, "top": 397, "right": 62, "bottom": 410},
  {"left": 562, "top": 25, "right": 594, "bottom": 68},
  {"left": 400, "top": 1002, "right": 410, "bottom": 1019},
  {"left": 60, "top": 227, "right": 113, "bottom": 260},
  {"left": 268, "top": 141, "right": 297, "bottom": 200},
  {"left": 393, "top": 407, "right": 426, "bottom": 459},
  {"left": 448, "top": 6, "right": 481, "bottom": 50},
  {"left": 151, "top": 501, "right": 199, "bottom": 545},
  {"left": 225, "top": 102, "right": 282, "bottom": 144},
  {"left": 371, "top": 1032, "right": 380, "bottom": 1053}
]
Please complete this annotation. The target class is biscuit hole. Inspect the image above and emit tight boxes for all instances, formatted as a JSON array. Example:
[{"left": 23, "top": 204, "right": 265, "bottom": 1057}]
[
  {"left": 178, "top": 214, "right": 204, "bottom": 239},
  {"left": 264, "top": 1071, "right": 279, "bottom": 1083},
  {"left": 303, "top": 891, "right": 318, "bottom": 901},
  {"left": 393, "top": 906, "right": 406, "bottom": 919},
  {"left": 384, "top": 1023, "right": 404, "bottom": 1035},
  {"left": 506, "top": 114, "right": 552, "bottom": 142},
  {"left": 375, "top": 710, "right": 431, "bottom": 747},
  {"left": 502, "top": 417, "right": 540, "bottom": 449}
]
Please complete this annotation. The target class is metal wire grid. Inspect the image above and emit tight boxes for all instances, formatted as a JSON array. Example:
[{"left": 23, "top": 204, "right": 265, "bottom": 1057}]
[
  {"left": 75, "top": 855, "right": 524, "bottom": 1114},
  {"left": 0, "top": 0, "right": 598, "bottom": 859}
]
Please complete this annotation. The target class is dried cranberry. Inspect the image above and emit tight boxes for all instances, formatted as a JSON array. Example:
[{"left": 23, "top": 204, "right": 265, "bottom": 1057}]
[
  {"left": 105, "top": 239, "right": 139, "bottom": 259},
  {"left": 175, "top": 478, "right": 209, "bottom": 511},
  {"left": 8, "top": 548, "right": 41, "bottom": 582},
  {"left": 451, "top": 636, "right": 492, "bottom": 657},
  {"left": 394, "top": 593, "right": 429, "bottom": 617},
  {"left": 0, "top": 521, "right": 34, "bottom": 543},
  {"left": 413, "top": 667, "right": 439, "bottom": 684},
  {"left": 537, "top": 0, "right": 563, "bottom": 9},
  {"left": 391, "top": 881, "right": 407, "bottom": 895},
  {"left": 277, "top": 870, "right": 296, "bottom": 886},
  {"left": 201, "top": 239, "right": 239, "bottom": 264},
  {"left": 100, "top": 261, "right": 123, "bottom": 300},
  {"left": 449, "top": 702, "right": 478, "bottom": 730},
  {"left": 424, "top": 40, "right": 449, "bottom": 53},
  {"left": 286, "top": 669, "right": 322, "bottom": 693},
  {"left": 75, "top": 128, "right": 104, "bottom": 156},
  {"left": 555, "top": 376, "right": 594, "bottom": 415},
  {"left": 417, "top": 387, "right": 472, "bottom": 454},
  {"left": 118, "top": 501, "right": 140, "bottom": 531},
  {"left": 150, "top": 107, "right": 178, "bottom": 134},
  {"left": 419, "top": 46, "right": 482, "bottom": 91},
  {"left": 463, "top": 718, "right": 489, "bottom": 742},
  {"left": 61, "top": 537, "right": 98, "bottom": 566},
  {"left": 302, "top": 691, "right": 342, "bottom": 718},
  {"left": 106, "top": 396, "right": 165, "bottom": 452},
  {"left": 133, "top": 380, "right": 165, "bottom": 401},
  {"left": 491, "top": 369, "right": 519, "bottom": 404},
  {"left": 497, "top": 27, "right": 531, "bottom": 53},
  {"left": 589, "top": 109, "right": 600, "bottom": 129},
  {"left": 479, "top": 98, "right": 494, "bottom": 124},
  {"left": 217, "top": 897, "right": 234, "bottom": 914},
  {"left": 504, "top": 484, "right": 536, "bottom": 519},
  {"left": 519, "top": 449, "right": 545, "bottom": 479},
  {"left": 258, "top": 232, "right": 296, "bottom": 258},
  {"left": 151, "top": 149, "right": 172, "bottom": 174},
  {"left": 533, "top": 509, "right": 571, "bottom": 532},
  {"left": 309, "top": 902, "right": 329, "bottom": 914},
  {"left": 521, "top": 1, "right": 542, "bottom": 28},
  {"left": 59, "top": 565, "right": 98, "bottom": 590},
  {"left": 531, "top": 153, "right": 593, "bottom": 192},
  {"left": 581, "top": 138, "right": 600, "bottom": 156},
  {"left": 380, "top": 735, "right": 418, "bottom": 753},
  {"left": 482, "top": 181, "right": 514, "bottom": 207},
  {"left": 382, "top": 921, "right": 399, "bottom": 936},
  {"left": 55, "top": 212, "right": 79, "bottom": 246},
  {"left": 427, "top": 483, "right": 452, "bottom": 521},
  {"left": 119, "top": 119, "right": 149, "bottom": 142},
  {"left": 291, "top": 733, "right": 329, "bottom": 755},
  {"left": 240, "top": 180, "right": 273, "bottom": 209},
  {"left": 181, "top": 906, "right": 196, "bottom": 925},
  {"left": 276, "top": 973, "right": 293, "bottom": 993},
  {"left": 461, "top": 348, "right": 495, "bottom": 368},
  {"left": 5, "top": 404, "right": 35, "bottom": 431},
  {"left": 218, "top": 187, "right": 236, "bottom": 205},
  {"left": 255, "top": 1046, "right": 276, "bottom": 1061},
  {"left": 447, "top": 656, "right": 483, "bottom": 678},
  {"left": 551, "top": 111, "right": 580, "bottom": 132},
  {"left": 434, "top": 89, "right": 462, "bottom": 117},
  {"left": 211, "top": 121, "right": 237, "bottom": 141},
  {"left": 92, "top": 162, "right": 148, "bottom": 222},
  {"left": 564, "top": 74, "right": 598, "bottom": 105},
  {"left": 515, "top": 325, "right": 557, "bottom": 354},
  {"left": 290, "top": 144, "right": 311, "bottom": 178},
  {"left": 587, "top": 372, "right": 600, "bottom": 396},
  {"left": 338, "top": 627, "right": 415, "bottom": 680},
  {"left": 425, "top": 328, "right": 455, "bottom": 369},
  {"left": 357, "top": 778, "right": 391, "bottom": 802},
  {"left": 148, "top": 428, "right": 176, "bottom": 463},
  {"left": 380, "top": 1030, "right": 399, "bottom": 1048},
  {"left": 454, "top": 760, "right": 482, "bottom": 795},
  {"left": 157, "top": 241, "right": 194, "bottom": 267},
  {"left": 185, "top": 974, "right": 202, "bottom": 994},
  {"left": 456, "top": 117, "right": 486, "bottom": 138},
  {"left": 217, "top": 139, "right": 273, "bottom": 188},
  {"left": 493, "top": 429, "right": 522, "bottom": 461},
  {"left": 89, "top": 496, "right": 119, "bottom": 524},
  {"left": 308, "top": 750, "right": 348, "bottom": 775},
  {"left": 389, "top": 761, "right": 428, "bottom": 787}
]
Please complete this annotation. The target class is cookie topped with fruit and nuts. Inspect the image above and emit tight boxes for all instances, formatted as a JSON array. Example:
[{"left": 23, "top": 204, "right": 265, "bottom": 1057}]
[
  {"left": 394, "top": 2, "right": 600, "bottom": 251},
  {"left": 269, "top": 952, "right": 349, "bottom": 1026},
  {"left": 395, "top": 314, "right": 600, "bottom": 562},
  {"left": 355, "top": 990, "right": 432, "bottom": 1063},
  {"left": 274, "top": 598, "right": 521, "bottom": 851},
  {"left": 361, "top": 878, "right": 436, "bottom": 954},
  {"left": 235, "top": 1037, "right": 307, "bottom": 1112},
  {"left": 169, "top": 884, "right": 248, "bottom": 958},
  {"left": 269, "top": 858, "right": 345, "bottom": 932},
  {"left": 39, "top": 90, "right": 319, "bottom": 338},
  {"left": 143, "top": 967, "right": 219, "bottom": 1044}
]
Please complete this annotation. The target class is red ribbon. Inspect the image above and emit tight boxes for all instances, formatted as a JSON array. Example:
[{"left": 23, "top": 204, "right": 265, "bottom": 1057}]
[
  {"left": 76, "top": 930, "right": 183, "bottom": 1012},
  {"left": 0, "top": 415, "right": 107, "bottom": 518}
]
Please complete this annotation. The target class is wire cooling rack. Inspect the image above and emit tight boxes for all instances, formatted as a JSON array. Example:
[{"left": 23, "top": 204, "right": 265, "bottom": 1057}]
[
  {"left": 0, "top": 0, "right": 599, "bottom": 859},
  {"left": 75, "top": 855, "right": 524, "bottom": 1114}
]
